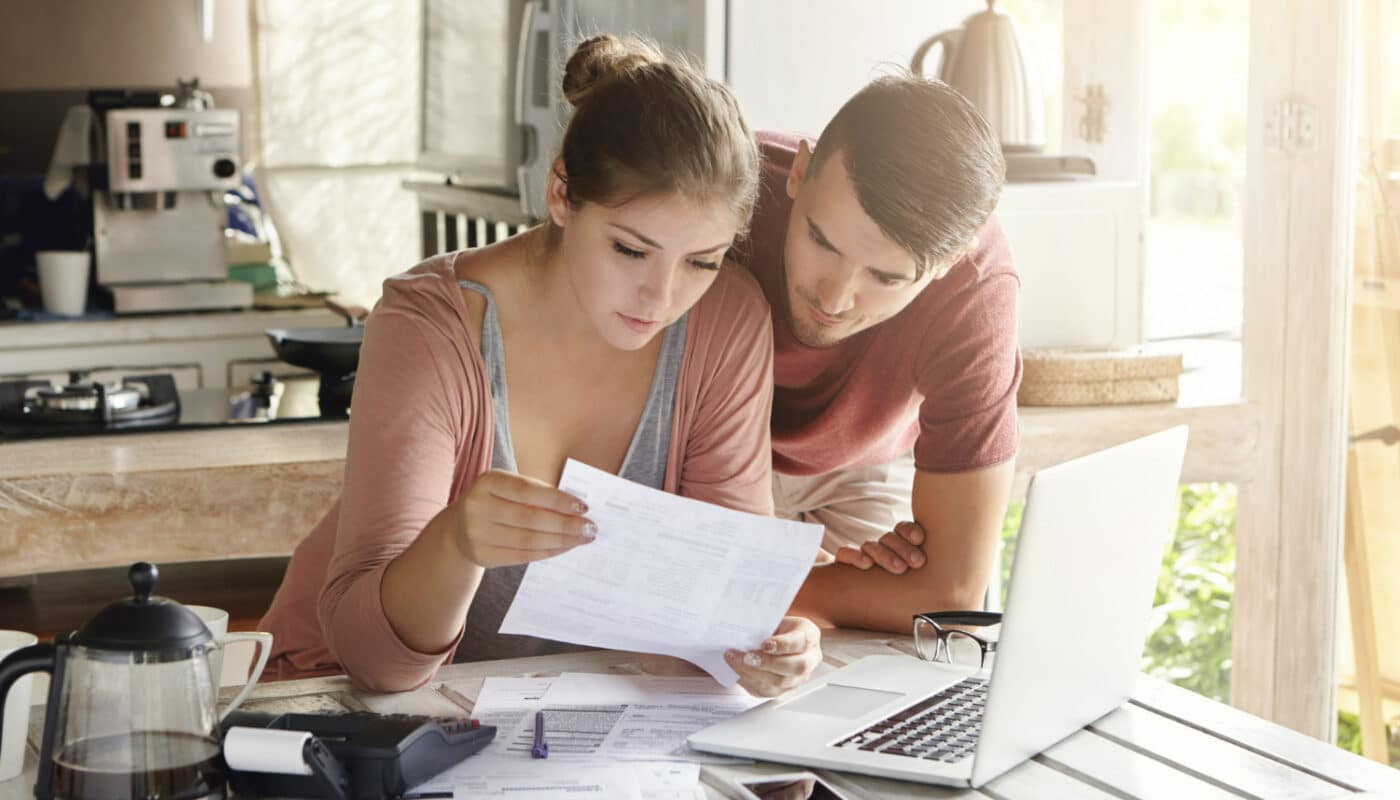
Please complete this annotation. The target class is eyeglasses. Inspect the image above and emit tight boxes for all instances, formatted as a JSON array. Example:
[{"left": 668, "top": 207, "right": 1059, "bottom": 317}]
[{"left": 912, "top": 611, "right": 1002, "bottom": 669}]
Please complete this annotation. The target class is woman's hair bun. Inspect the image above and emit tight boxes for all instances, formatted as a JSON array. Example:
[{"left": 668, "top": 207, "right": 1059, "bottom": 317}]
[{"left": 561, "top": 34, "right": 665, "bottom": 107}]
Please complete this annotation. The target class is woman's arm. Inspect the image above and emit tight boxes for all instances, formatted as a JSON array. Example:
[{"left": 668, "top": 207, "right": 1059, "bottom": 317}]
[
  {"left": 315, "top": 297, "right": 481, "bottom": 691},
  {"left": 380, "top": 470, "right": 594, "bottom": 657},
  {"left": 318, "top": 275, "right": 595, "bottom": 692}
]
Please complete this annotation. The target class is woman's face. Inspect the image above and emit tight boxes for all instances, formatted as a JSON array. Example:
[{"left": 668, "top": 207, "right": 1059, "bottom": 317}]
[{"left": 548, "top": 182, "right": 740, "bottom": 351}]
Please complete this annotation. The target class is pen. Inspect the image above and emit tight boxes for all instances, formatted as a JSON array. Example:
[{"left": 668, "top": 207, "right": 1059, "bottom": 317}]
[{"left": 531, "top": 710, "right": 549, "bottom": 759}]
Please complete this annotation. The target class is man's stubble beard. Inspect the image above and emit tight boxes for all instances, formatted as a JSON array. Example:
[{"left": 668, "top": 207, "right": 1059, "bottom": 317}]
[{"left": 785, "top": 294, "right": 857, "bottom": 348}]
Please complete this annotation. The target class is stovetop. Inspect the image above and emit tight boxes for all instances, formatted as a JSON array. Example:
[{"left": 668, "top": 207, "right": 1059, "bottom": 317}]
[{"left": 0, "top": 372, "right": 345, "bottom": 442}]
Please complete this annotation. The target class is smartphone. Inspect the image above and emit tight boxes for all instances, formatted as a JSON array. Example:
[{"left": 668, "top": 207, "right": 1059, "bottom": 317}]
[{"left": 730, "top": 771, "right": 860, "bottom": 800}]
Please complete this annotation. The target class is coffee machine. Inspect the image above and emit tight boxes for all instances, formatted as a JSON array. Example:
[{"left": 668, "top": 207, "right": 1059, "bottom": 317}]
[{"left": 89, "top": 84, "right": 252, "bottom": 314}]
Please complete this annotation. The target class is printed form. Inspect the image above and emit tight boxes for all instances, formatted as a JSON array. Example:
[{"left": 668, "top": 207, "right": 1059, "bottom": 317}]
[
  {"left": 499, "top": 459, "right": 824, "bottom": 685},
  {"left": 419, "top": 674, "right": 744, "bottom": 798},
  {"left": 436, "top": 673, "right": 760, "bottom": 764}
]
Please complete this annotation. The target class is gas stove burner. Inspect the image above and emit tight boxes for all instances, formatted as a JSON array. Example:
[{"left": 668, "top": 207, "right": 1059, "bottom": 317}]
[
  {"left": 33, "top": 379, "right": 144, "bottom": 413},
  {"left": 0, "top": 373, "right": 181, "bottom": 431}
]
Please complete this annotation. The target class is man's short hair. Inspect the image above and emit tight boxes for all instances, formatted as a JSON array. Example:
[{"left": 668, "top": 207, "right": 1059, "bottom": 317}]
[{"left": 810, "top": 75, "right": 1006, "bottom": 277}]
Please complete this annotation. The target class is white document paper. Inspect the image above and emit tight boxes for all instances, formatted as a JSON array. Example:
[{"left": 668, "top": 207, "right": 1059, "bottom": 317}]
[
  {"left": 438, "top": 674, "right": 756, "bottom": 766},
  {"left": 414, "top": 761, "right": 699, "bottom": 800},
  {"left": 413, "top": 761, "right": 644, "bottom": 799},
  {"left": 418, "top": 678, "right": 711, "bottom": 798},
  {"left": 500, "top": 460, "right": 824, "bottom": 685},
  {"left": 634, "top": 763, "right": 704, "bottom": 800},
  {"left": 435, "top": 677, "right": 557, "bottom": 765},
  {"left": 540, "top": 672, "right": 757, "bottom": 706},
  {"left": 472, "top": 676, "right": 554, "bottom": 706},
  {"left": 439, "top": 676, "right": 623, "bottom": 763},
  {"left": 546, "top": 673, "right": 760, "bottom": 763}
]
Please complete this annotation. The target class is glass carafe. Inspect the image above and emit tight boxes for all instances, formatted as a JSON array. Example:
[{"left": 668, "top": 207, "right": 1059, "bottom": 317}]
[{"left": 0, "top": 563, "right": 232, "bottom": 800}]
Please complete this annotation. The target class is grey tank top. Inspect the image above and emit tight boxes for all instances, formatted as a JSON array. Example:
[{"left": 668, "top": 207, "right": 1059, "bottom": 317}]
[{"left": 454, "top": 279, "right": 687, "bottom": 662}]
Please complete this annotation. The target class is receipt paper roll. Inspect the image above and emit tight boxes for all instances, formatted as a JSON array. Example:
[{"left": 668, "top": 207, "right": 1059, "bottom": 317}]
[{"left": 223, "top": 727, "right": 315, "bottom": 775}]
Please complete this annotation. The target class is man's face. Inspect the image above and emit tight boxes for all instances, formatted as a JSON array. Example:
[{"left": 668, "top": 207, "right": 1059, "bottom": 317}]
[{"left": 781, "top": 143, "right": 940, "bottom": 348}]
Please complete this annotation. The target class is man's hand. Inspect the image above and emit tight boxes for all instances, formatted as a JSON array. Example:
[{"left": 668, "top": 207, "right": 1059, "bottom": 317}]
[
  {"left": 833, "top": 520, "right": 927, "bottom": 574},
  {"left": 726, "top": 616, "right": 822, "bottom": 697}
]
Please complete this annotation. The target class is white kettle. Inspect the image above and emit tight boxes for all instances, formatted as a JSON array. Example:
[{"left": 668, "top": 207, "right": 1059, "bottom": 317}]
[{"left": 911, "top": 0, "right": 1045, "bottom": 153}]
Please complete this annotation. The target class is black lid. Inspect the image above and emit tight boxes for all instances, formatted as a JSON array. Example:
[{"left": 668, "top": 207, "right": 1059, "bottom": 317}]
[{"left": 72, "top": 563, "right": 213, "bottom": 651}]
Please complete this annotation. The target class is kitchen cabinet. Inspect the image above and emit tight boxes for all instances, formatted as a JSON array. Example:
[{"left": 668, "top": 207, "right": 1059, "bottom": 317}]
[
  {"left": 997, "top": 180, "right": 1143, "bottom": 350},
  {"left": 0, "top": 307, "right": 340, "bottom": 389}
]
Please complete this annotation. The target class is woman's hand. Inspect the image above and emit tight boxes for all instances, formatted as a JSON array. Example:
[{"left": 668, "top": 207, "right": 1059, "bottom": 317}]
[
  {"left": 454, "top": 469, "right": 596, "bottom": 568},
  {"left": 726, "top": 616, "right": 822, "bottom": 697}
]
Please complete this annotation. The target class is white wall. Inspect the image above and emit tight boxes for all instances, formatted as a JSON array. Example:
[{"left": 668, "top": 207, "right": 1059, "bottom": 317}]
[
  {"left": 252, "top": 0, "right": 420, "bottom": 308},
  {"left": 727, "top": 0, "right": 982, "bottom": 135}
]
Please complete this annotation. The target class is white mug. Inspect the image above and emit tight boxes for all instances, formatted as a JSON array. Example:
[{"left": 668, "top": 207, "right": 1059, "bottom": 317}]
[
  {"left": 0, "top": 630, "right": 38, "bottom": 782},
  {"left": 35, "top": 251, "right": 90, "bottom": 317},
  {"left": 185, "top": 606, "right": 271, "bottom": 719}
]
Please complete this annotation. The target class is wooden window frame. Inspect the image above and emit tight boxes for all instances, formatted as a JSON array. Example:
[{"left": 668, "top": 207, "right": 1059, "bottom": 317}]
[{"left": 1053, "top": 0, "right": 1358, "bottom": 739}]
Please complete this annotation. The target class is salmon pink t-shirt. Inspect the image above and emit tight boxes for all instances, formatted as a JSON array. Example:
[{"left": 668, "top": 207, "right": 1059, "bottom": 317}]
[{"left": 735, "top": 131, "right": 1022, "bottom": 477}]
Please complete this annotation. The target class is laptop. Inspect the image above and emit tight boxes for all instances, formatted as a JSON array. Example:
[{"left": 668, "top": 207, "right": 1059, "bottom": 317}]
[{"left": 689, "top": 426, "right": 1189, "bottom": 788}]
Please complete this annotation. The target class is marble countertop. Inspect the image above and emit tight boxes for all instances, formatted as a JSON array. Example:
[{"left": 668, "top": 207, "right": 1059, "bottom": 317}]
[
  {"left": 0, "top": 420, "right": 349, "bottom": 480},
  {"left": 0, "top": 421, "right": 350, "bottom": 579}
]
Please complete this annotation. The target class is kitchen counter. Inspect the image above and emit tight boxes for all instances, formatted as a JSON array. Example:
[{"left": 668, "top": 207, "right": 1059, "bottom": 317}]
[
  {"left": 0, "top": 419, "right": 348, "bottom": 480},
  {"left": 0, "top": 421, "right": 347, "bottom": 580},
  {"left": 0, "top": 386, "right": 1259, "bottom": 581}
]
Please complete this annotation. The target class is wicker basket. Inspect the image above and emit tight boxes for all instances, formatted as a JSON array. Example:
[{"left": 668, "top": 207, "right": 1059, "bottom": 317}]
[{"left": 1019, "top": 348, "right": 1183, "bottom": 406}]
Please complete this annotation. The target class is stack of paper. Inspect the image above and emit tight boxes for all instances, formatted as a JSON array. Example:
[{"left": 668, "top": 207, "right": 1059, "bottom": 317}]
[
  {"left": 416, "top": 673, "right": 766, "bottom": 799},
  {"left": 414, "top": 762, "right": 700, "bottom": 800}
]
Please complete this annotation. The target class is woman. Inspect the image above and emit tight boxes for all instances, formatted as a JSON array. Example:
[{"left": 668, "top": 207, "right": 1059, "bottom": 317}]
[{"left": 258, "top": 35, "right": 822, "bottom": 697}]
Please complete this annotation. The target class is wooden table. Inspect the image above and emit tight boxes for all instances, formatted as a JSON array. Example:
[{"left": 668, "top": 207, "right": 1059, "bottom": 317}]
[{"left": 5, "top": 629, "right": 1398, "bottom": 799}]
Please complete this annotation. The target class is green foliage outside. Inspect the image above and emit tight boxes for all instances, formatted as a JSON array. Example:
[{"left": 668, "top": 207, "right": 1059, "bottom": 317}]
[
  {"left": 998, "top": 484, "right": 1236, "bottom": 703},
  {"left": 1001, "top": 483, "right": 1400, "bottom": 764},
  {"left": 1143, "top": 484, "right": 1237, "bottom": 702},
  {"left": 1336, "top": 712, "right": 1400, "bottom": 764}
]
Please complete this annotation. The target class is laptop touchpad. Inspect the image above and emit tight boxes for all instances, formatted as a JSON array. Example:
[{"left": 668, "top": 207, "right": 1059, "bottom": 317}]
[{"left": 783, "top": 684, "right": 903, "bottom": 718}]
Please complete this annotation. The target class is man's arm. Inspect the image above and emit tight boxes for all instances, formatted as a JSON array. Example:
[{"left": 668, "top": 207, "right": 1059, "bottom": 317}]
[{"left": 791, "top": 461, "right": 1014, "bottom": 634}]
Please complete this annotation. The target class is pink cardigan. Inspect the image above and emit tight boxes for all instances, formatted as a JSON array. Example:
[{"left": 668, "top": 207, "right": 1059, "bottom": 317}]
[{"left": 258, "top": 253, "right": 776, "bottom": 690}]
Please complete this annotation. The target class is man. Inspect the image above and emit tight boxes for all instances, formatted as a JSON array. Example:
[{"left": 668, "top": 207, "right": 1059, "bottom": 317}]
[{"left": 734, "top": 76, "right": 1020, "bottom": 634}]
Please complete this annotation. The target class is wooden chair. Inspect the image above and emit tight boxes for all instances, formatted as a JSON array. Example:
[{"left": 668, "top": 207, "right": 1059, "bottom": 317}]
[{"left": 1343, "top": 10, "right": 1400, "bottom": 753}]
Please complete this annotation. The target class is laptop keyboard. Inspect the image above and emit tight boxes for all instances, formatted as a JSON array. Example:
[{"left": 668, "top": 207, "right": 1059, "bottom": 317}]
[{"left": 831, "top": 677, "right": 988, "bottom": 763}]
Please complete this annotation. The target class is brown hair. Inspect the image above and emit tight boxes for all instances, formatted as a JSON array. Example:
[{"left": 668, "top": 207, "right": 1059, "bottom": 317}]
[
  {"left": 549, "top": 34, "right": 759, "bottom": 236},
  {"left": 810, "top": 75, "right": 1006, "bottom": 276}
]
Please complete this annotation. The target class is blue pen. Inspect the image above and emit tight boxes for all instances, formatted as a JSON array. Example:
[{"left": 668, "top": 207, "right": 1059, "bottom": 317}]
[{"left": 531, "top": 710, "right": 549, "bottom": 759}]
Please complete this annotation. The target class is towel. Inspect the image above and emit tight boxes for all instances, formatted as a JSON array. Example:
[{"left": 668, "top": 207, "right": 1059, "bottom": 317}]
[{"left": 43, "top": 105, "right": 93, "bottom": 200}]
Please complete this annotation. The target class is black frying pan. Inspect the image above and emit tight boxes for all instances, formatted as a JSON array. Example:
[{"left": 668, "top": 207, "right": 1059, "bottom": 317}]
[
  {"left": 265, "top": 299, "right": 368, "bottom": 416},
  {"left": 264, "top": 326, "right": 363, "bottom": 379}
]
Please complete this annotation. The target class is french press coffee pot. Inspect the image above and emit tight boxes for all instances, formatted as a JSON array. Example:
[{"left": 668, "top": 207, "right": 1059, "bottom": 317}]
[{"left": 0, "top": 563, "right": 247, "bottom": 800}]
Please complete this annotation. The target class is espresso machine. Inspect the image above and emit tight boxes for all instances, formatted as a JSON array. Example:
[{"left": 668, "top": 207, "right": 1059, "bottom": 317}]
[{"left": 89, "top": 84, "right": 252, "bottom": 313}]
